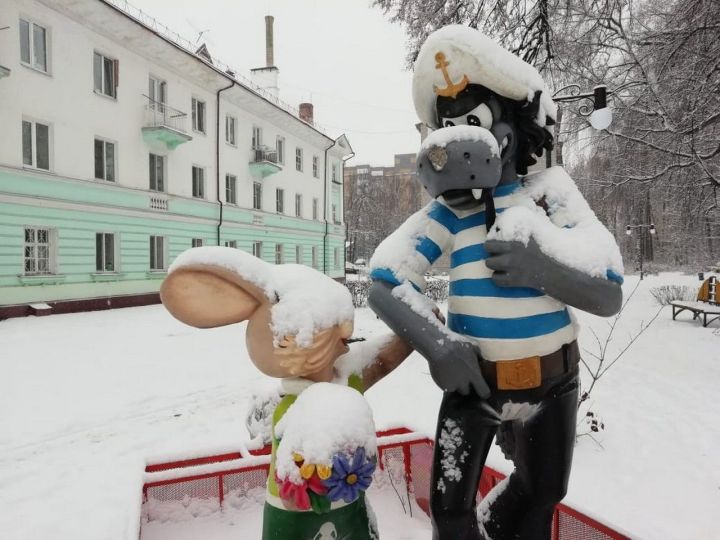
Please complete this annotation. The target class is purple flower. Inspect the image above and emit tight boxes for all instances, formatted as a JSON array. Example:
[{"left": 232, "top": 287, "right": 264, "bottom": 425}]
[{"left": 323, "top": 447, "right": 376, "bottom": 503}]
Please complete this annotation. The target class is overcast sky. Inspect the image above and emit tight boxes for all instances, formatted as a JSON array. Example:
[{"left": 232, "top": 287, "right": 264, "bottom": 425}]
[{"left": 138, "top": 0, "right": 419, "bottom": 166}]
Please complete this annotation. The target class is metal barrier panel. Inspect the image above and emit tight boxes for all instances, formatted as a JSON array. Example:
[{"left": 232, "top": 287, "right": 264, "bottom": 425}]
[
  {"left": 222, "top": 468, "right": 268, "bottom": 499},
  {"left": 409, "top": 439, "right": 433, "bottom": 515},
  {"left": 142, "top": 433, "right": 630, "bottom": 539},
  {"left": 146, "top": 476, "right": 219, "bottom": 503},
  {"left": 558, "top": 511, "right": 619, "bottom": 540}
]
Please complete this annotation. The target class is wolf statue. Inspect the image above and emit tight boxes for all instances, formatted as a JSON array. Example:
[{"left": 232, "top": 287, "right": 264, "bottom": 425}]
[{"left": 368, "top": 26, "right": 623, "bottom": 540}]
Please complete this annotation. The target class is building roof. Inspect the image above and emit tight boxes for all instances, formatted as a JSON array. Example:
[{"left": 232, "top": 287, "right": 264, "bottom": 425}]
[{"left": 42, "top": 0, "right": 344, "bottom": 146}]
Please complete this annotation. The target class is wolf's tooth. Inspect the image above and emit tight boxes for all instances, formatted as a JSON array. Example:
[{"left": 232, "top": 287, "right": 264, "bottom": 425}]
[{"left": 472, "top": 189, "right": 483, "bottom": 200}]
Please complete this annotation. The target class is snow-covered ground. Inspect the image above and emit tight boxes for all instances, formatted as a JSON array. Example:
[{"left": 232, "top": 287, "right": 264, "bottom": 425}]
[{"left": 1, "top": 273, "right": 719, "bottom": 539}]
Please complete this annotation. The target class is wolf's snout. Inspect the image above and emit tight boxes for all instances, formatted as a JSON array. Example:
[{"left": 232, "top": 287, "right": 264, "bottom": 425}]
[{"left": 417, "top": 128, "right": 503, "bottom": 200}]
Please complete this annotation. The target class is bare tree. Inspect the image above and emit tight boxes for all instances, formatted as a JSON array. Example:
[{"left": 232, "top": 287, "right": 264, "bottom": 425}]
[
  {"left": 373, "top": 0, "right": 720, "bottom": 268},
  {"left": 566, "top": 0, "right": 720, "bottom": 267}
]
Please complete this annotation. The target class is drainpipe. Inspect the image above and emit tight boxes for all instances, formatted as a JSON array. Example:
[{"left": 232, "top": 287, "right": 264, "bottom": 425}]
[
  {"left": 341, "top": 150, "right": 355, "bottom": 274},
  {"left": 322, "top": 139, "right": 336, "bottom": 274},
  {"left": 216, "top": 81, "right": 235, "bottom": 245}
]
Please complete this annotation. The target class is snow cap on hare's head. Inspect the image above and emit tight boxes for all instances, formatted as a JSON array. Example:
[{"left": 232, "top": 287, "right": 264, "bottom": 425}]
[{"left": 160, "top": 247, "right": 355, "bottom": 381}]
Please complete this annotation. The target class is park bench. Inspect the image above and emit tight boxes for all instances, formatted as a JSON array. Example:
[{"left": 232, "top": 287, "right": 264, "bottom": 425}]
[{"left": 671, "top": 276, "right": 720, "bottom": 327}]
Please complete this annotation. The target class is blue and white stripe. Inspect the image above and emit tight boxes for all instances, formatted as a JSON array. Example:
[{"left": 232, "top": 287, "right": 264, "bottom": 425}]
[{"left": 371, "top": 181, "right": 578, "bottom": 361}]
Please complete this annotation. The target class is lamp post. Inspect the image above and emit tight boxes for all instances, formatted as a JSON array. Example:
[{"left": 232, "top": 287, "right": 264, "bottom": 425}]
[
  {"left": 626, "top": 223, "right": 656, "bottom": 280},
  {"left": 552, "top": 84, "right": 613, "bottom": 130}
]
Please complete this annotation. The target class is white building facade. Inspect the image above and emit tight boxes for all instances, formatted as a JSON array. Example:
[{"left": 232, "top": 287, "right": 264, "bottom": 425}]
[{"left": 0, "top": 0, "right": 350, "bottom": 317}]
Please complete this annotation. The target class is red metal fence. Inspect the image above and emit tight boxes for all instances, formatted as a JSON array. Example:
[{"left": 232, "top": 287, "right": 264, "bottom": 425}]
[{"left": 142, "top": 428, "right": 630, "bottom": 539}]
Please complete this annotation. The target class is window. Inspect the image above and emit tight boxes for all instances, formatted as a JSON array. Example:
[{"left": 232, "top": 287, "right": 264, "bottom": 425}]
[
  {"left": 224, "top": 240, "right": 237, "bottom": 248},
  {"left": 192, "top": 166, "right": 205, "bottom": 198},
  {"left": 252, "top": 126, "right": 262, "bottom": 148},
  {"left": 148, "top": 76, "right": 166, "bottom": 108},
  {"left": 93, "top": 52, "right": 117, "bottom": 98},
  {"left": 332, "top": 204, "right": 338, "bottom": 224},
  {"left": 296, "top": 147, "right": 303, "bottom": 172},
  {"left": 95, "top": 233, "right": 116, "bottom": 272},
  {"left": 226, "top": 115, "right": 237, "bottom": 146},
  {"left": 312, "top": 246, "right": 319, "bottom": 270},
  {"left": 24, "top": 227, "right": 54, "bottom": 275},
  {"left": 332, "top": 163, "right": 338, "bottom": 183},
  {"left": 19, "top": 19, "right": 48, "bottom": 73},
  {"left": 22, "top": 119, "right": 50, "bottom": 170},
  {"left": 276, "top": 188, "right": 284, "bottom": 214},
  {"left": 295, "top": 194, "right": 302, "bottom": 218},
  {"left": 94, "top": 139, "right": 115, "bottom": 182},
  {"left": 192, "top": 98, "right": 206, "bottom": 133},
  {"left": 334, "top": 247, "right": 341, "bottom": 268},
  {"left": 312, "top": 198, "right": 319, "bottom": 220},
  {"left": 226, "top": 174, "right": 237, "bottom": 204},
  {"left": 192, "top": 238, "right": 203, "bottom": 248},
  {"left": 149, "top": 154, "right": 165, "bottom": 192},
  {"left": 253, "top": 241, "right": 262, "bottom": 259},
  {"left": 312, "top": 155, "right": 318, "bottom": 178},
  {"left": 253, "top": 182, "right": 262, "bottom": 210},
  {"left": 276, "top": 136, "right": 285, "bottom": 164},
  {"left": 275, "top": 244, "right": 284, "bottom": 264},
  {"left": 149, "top": 236, "right": 166, "bottom": 271},
  {"left": 296, "top": 245, "right": 303, "bottom": 265}
]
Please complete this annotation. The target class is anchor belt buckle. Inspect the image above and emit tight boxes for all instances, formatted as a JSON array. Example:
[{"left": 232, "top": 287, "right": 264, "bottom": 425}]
[{"left": 495, "top": 356, "right": 542, "bottom": 390}]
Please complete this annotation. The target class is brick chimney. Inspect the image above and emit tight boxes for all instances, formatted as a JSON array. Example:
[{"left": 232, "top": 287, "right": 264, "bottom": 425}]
[{"left": 299, "top": 102, "right": 314, "bottom": 124}]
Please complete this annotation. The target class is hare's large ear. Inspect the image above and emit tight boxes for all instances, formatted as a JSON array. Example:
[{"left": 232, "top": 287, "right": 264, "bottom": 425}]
[{"left": 160, "top": 264, "right": 268, "bottom": 328}]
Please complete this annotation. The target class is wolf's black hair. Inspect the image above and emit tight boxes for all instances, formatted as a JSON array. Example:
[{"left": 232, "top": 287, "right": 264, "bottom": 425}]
[{"left": 436, "top": 85, "right": 554, "bottom": 175}]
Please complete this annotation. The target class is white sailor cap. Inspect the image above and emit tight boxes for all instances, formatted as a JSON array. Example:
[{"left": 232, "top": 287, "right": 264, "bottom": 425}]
[{"left": 412, "top": 25, "right": 557, "bottom": 130}]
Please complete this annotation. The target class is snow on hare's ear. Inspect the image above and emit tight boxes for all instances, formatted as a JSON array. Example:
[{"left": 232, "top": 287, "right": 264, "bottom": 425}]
[{"left": 160, "top": 263, "right": 267, "bottom": 328}]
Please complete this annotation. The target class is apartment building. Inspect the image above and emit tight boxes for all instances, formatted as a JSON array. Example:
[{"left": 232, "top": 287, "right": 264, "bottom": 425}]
[{"left": 0, "top": 0, "right": 351, "bottom": 317}]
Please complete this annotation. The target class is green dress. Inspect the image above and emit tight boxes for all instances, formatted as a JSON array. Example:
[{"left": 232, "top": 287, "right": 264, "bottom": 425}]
[{"left": 261, "top": 374, "right": 378, "bottom": 540}]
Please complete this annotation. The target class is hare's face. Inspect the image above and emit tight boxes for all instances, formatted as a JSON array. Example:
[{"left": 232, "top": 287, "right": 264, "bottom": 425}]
[
  {"left": 246, "top": 307, "right": 353, "bottom": 381},
  {"left": 275, "top": 321, "right": 354, "bottom": 381}
]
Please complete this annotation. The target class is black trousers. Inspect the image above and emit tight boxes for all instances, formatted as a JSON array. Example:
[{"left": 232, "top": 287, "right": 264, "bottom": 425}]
[{"left": 429, "top": 369, "right": 579, "bottom": 540}]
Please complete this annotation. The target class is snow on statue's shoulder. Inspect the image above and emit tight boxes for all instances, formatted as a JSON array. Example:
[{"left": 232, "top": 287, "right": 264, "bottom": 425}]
[
  {"left": 488, "top": 167, "right": 624, "bottom": 280},
  {"left": 169, "top": 246, "right": 354, "bottom": 348},
  {"left": 369, "top": 203, "right": 436, "bottom": 288},
  {"left": 275, "top": 383, "right": 376, "bottom": 485}
]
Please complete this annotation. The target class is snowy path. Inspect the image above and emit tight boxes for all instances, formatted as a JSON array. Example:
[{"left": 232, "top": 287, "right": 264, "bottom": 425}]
[{"left": 1, "top": 273, "right": 719, "bottom": 539}]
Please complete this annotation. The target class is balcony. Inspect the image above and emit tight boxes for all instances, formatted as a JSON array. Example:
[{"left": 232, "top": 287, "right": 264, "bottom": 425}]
[
  {"left": 141, "top": 95, "right": 192, "bottom": 150},
  {"left": 249, "top": 146, "right": 282, "bottom": 178}
]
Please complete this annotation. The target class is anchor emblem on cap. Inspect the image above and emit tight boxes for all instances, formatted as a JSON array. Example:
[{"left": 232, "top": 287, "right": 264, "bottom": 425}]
[{"left": 433, "top": 52, "right": 469, "bottom": 98}]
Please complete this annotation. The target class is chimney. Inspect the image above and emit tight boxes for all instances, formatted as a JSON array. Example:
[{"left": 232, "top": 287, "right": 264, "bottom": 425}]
[
  {"left": 299, "top": 102, "right": 314, "bottom": 125},
  {"left": 250, "top": 16, "right": 279, "bottom": 97},
  {"left": 265, "top": 15, "right": 274, "bottom": 67}
]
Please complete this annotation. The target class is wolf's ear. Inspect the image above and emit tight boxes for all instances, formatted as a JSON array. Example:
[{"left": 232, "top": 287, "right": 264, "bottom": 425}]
[{"left": 160, "top": 264, "right": 268, "bottom": 328}]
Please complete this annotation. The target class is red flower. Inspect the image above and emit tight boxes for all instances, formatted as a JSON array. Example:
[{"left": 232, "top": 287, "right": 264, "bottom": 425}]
[{"left": 276, "top": 473, "right": 328, "bottom": 511}]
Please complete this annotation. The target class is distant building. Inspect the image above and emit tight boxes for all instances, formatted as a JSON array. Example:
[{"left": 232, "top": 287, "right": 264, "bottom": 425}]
[
  {"left": 343, "top": 153, "right": 422, "bottom": 264},
  {"left": 0, "top": 0, "right": 352, "bottom": 318}
]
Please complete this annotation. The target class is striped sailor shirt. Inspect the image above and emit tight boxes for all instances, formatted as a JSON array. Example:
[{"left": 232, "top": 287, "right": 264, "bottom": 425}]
[{"left": 370, "top": 181, "right": 581, "bottom": 362}]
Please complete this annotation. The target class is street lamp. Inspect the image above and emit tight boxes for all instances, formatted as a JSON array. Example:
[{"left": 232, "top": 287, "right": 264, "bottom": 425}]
[
  {"left": 552, "top": 81, "right": 648, "bottom": 131},
  {"left": 552, "top": 84, "right": 613, "bottom": 130},
  {"left": 625, "top": 223, "right": 656, "bottom": 280}
]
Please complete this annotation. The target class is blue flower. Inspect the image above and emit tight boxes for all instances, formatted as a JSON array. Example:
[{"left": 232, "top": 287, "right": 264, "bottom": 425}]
[{"left": 323, "top": 447, "right": 376, "bottom": 503}]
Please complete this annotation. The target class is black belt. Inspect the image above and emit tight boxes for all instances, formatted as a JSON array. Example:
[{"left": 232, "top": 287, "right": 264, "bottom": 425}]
[{"left": 480, "top": 341, "right": 579, "bottom": 391}]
